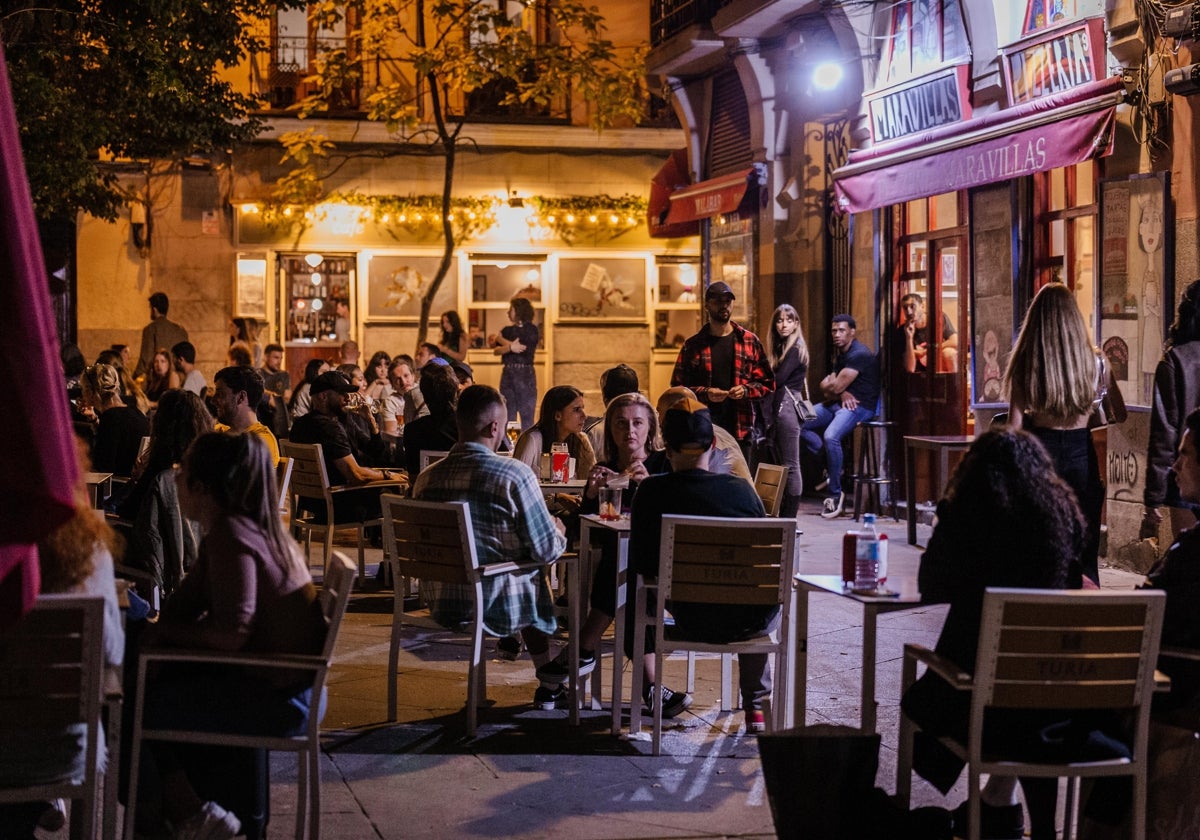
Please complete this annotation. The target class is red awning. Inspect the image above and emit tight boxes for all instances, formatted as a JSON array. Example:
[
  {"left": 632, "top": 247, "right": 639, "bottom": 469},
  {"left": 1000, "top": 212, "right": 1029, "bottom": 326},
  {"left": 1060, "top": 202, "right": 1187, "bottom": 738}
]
[
  {"left": 648, "top": 148, "right": 700, "bottom": 239},
  {"left": 665, "top": 167, "right": 758, "bottom": 225},
  {"left": 833, "top": 76, "right": 1125, "bottom": 213}
]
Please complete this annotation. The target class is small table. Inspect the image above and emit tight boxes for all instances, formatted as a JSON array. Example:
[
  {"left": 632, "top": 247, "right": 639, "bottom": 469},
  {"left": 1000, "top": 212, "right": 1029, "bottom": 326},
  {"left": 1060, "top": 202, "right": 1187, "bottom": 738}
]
[
  {"left": 790, "top": 574, "right": 922, "bottom": 733},
  {"left": 575, "top": 513, "right": 631, "bottom": 733},
  {"left": 903, "top": 435, "right": 974, "bottom": 545},
  {"left": 538, "top": 479, "right": 587, "bottom": 495},
  {"left": 84, "top": 471, "right": 113, "bottom": 509}
]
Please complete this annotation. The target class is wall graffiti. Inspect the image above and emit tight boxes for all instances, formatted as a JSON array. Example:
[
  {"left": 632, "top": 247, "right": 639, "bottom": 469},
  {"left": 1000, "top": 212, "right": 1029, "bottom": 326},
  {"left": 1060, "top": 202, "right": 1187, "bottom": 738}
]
[{"left": 1108, "top": 449, "right": 1139, "bottom": 488}]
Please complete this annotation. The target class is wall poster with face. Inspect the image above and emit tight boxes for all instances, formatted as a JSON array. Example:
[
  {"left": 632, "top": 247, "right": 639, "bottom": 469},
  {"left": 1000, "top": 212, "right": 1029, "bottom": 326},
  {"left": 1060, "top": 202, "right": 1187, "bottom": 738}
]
[{"left": 1098, "top": 172, "right": 1172, "bottom": 407}]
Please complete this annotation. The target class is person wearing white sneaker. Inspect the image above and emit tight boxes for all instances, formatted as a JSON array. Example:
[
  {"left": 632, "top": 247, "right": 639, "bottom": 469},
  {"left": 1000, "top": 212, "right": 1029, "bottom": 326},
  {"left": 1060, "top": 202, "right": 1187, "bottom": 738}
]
[
  {"left": 799, "top": 315, "right": 880, "bottom": 519},
  {"left": 629, "top": 398, "right": 782, "bottom": 720}
]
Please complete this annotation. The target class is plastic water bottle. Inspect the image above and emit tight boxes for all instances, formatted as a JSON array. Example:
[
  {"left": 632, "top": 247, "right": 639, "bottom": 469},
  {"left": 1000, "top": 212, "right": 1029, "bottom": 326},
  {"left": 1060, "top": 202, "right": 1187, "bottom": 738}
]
[{"left": 854, "top": 514, "right": 881, "bottom": 591}]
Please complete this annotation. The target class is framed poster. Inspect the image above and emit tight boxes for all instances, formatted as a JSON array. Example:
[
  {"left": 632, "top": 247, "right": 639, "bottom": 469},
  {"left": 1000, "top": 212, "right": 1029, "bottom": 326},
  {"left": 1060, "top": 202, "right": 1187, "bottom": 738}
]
[
  {"left": 969, "top": 183, "right": 1017, "bottom": 407},
  {"left": 1098, "top": 172, "right": 1172, "bottom": 407},
  {"left": 366, "top": 254, "right": 458, "bottom": 321},
  {"left": 234, "top": 253, "right": 268, "bottom": 319},
  {"left": 557, "top": 257, "right": 647, "bottom": 321}
]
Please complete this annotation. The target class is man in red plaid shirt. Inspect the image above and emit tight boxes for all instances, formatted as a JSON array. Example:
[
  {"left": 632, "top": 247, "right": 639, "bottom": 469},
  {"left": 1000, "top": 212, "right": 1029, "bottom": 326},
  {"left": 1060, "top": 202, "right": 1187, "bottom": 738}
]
[{"left": 670, "top": 281, "right": 774, "bottom": 454}]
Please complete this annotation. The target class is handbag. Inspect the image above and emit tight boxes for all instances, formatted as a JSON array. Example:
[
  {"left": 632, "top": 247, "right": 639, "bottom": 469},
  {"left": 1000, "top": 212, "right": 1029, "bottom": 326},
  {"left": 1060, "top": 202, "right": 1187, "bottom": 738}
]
[
  {"left": 1089, "top": 356, "right": 1127, "bottom": 428},
  {"left": 783, "top": 380, "right": 817, "bottom": 423}
]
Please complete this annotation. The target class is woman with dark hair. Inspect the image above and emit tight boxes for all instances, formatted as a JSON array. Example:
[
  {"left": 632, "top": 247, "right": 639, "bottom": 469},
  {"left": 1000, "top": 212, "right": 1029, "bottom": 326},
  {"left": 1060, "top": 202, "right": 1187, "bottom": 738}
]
[
  {"left": 1003, "top": 282, "right": 1117, "bottom": 586},
  {"left": 143, "top": 348, "right": 181, "bottom": 405},
  {"left": 438, "top": 310, "right": 466, "bottom": 362},
  {"left": 132, "top": 433, "right": 325, "bottom": 839},
  {"left": 765, "top": 303, "right": 810, "bottom": 517},
  {"left": 1143, "top": 279, "right": 1200, "bottom": 543},
  {"left": 81, "top": 363, "right": 150, "bottom": 476},
  {"left": 513, "top": 384, "right": 596, "bottom": 480},
  {"left": 289, "top": 357, "right": 330, "bottom": 419},
  {"left": 902, "top": 429, "right": 1090, "bottom": 840},
  {"left": 491, "top": 296, "right": 539, "bottom": 430},
  {"left": 118, "top": 389, "right": 212, "bottom": 594},
  {"left": 230, "top": 317, "right": 262, "bottom": 368},
  {"left": 403, "top": 363, "right": 460, "bottom": 479},
  {"left": 364, "top": 350, "right": 393, "bottom": 403}
]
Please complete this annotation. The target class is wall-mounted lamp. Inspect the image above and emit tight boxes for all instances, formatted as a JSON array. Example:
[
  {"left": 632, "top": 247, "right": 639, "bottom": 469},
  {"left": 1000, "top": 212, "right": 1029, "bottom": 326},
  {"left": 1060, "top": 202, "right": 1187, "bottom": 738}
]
[
  {"left": 130, "top": 201, "right": 150, "bottom": 255},
  {"left": 812, "top": 62, "right": 844, "bottom": 92},
  {"left": 304, "top": 253, "right": 324, "bottom": 268},
  {"left": 508, "top": 191, "right": 525, "bottom": 208}
]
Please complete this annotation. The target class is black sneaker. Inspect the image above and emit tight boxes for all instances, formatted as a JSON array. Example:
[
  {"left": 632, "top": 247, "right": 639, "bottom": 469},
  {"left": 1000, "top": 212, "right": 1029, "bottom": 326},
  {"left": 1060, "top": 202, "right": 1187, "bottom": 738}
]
[
  {"left": 534, "top": 649, "right": 596, "bottom": 682},
  {"left": 496, "top": 635, "right": 522, "bottom": 661},
  {"left": 820, "top": 491, "right": 846, "bottom": 519},
  {"left": 950, "top": 800, "right": 1024, "bottom": 839},
  {"left": 644, "top": 684, "right": 692, "bottom": 719},
  {"left": 532, "top": 683, "right": 569, "bottom": 711}
]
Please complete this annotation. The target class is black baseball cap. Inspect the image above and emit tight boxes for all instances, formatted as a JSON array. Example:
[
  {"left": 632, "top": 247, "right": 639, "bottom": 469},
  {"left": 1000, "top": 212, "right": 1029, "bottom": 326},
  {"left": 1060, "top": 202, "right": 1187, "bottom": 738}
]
[
  {"left": 310, "top": 371, "right": 357, "bottom": 396},
  {"left": 661, "top": 396, "right": 715, "bottom": 454},
  {"left": 705, "top": 281, "right": 736, "bottom": 299}
]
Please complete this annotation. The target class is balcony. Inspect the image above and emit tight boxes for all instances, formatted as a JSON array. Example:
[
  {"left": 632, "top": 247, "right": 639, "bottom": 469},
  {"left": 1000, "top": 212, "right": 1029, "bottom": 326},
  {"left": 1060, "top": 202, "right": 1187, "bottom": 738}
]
[{"left": 651, "top": 0, "right": 732, "bottom": 47}]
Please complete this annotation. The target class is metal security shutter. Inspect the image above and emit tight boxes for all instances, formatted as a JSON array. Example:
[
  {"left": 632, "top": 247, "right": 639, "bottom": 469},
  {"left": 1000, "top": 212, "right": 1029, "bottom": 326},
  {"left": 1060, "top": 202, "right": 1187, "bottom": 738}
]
[{"left": 707, "top": 69, "right": 752, "bottom": 177}]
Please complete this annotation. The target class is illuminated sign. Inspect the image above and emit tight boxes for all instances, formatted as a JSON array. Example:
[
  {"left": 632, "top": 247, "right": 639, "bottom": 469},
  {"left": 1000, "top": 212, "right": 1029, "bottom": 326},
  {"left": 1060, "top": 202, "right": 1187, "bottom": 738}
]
[
  {"left": 1003, "top": 18, "right": 1105, "bottom": 105},
  {"left": 866, "top": 68, "right": 969, "bottom": 144}
]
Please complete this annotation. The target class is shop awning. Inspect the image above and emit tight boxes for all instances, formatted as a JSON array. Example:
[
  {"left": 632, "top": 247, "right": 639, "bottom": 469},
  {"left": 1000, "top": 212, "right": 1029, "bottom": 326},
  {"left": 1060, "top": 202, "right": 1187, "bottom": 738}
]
[
  {"left": 833, "top": 76, "right": 1125, "bottom": 214},
  {"left": 665, "top": 167, "right": 759, "bottom": 226},
  {"left": 648, "top": 148, "right": 700, "bottom": 238}
]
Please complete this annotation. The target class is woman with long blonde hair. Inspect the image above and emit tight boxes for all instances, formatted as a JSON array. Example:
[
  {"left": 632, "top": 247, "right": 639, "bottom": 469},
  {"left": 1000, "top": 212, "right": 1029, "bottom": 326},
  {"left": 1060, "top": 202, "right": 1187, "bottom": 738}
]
[
  {"left": 766, "top": 304, "right": 810, "bottom": 516},
  {"left": 1003, "top": 282, "right": 1109, "bottom": 585}
]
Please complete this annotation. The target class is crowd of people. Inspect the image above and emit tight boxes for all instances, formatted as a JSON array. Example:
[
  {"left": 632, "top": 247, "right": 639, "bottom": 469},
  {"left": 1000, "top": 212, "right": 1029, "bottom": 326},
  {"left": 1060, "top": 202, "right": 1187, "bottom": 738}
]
[{"left": 12, "top": 274, "right": 1200, "bottom": 838}]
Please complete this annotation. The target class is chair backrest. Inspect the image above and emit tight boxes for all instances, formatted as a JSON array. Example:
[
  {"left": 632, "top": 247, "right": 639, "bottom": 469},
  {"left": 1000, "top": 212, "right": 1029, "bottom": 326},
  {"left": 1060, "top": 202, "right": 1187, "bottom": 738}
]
[
  {"left": 752, "top": 464, "right": 789, "bottom": 517},
  {"left": 281, "top": 441, "right": 333, "bottom": 508},
  {"left": 972, "top": 588, "right": 1166, "bottom": 712},
  {"left": 381, "top": 495, "right": 477, "bottom": 584},
  {"left": 419, "top": 450, "right": 450, "bottom": 472},
  {"left": 276, "top": 456, "right": 294, "bottom": 514},
  {"left": 659, "top": 515, "right": 798, "bottom": 607},
  {"left": 318, "top": 552, "right": 358, "bottom": 661},
  {"left": 0, "top": 594, "right": 104, "bottom": 735}
]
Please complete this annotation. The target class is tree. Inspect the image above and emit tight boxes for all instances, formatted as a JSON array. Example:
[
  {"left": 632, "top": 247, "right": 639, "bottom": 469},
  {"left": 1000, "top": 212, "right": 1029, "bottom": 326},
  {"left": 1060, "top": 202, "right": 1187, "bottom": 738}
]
[
  {"left": 277, "top": 0, "right": 647, "bottom": 350},
  {"left": 1, "top": 0, "right": 301, "bottom": 222}
]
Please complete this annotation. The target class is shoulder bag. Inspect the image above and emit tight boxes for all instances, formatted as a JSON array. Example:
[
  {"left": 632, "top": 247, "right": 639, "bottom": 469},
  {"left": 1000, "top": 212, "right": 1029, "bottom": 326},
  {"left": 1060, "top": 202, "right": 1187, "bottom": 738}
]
[{"left": 783, "top": 379, "right": 817, "bottom": 423}]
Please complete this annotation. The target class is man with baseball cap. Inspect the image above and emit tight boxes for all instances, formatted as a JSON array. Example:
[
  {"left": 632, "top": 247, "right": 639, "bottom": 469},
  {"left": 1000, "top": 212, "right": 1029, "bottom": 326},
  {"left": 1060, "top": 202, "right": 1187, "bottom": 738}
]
[
  {"left": 670, "top": 281, "right": 774, "bottom": 458},
  {"left": 289, "top": 370, "right": 402, "bottom": 524},
  {"left": 628, "top": 397, "right": 779, "bottom": 732}
]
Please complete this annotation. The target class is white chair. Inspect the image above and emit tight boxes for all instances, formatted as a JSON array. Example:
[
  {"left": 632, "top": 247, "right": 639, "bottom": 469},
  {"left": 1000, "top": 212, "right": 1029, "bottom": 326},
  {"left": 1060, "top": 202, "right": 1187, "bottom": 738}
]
[
  {"left": 418, "top": 449, "right": 449, "bottom": 472},
  {"left": 381, "top": 495, "right": 575, "bottom": 736},
  {"left": 630, "top": 515, "right": 798, "bottom": 754},
  {"left": 123, "top": 553, "right": 357, "bottom": 840},
  {"left": 752, "top": 463, "right": 789, "bottom": 517},
  {"left": 282, "top": 441, "right": 405, "bottom": 579},
  {"left": 276, "top": 455, "right": 294, "bottom": 520},
  {"left": 0, "top": 595, "right": 106, "bottom": 839},
  {"left": 896, "top": 588, "right": 1167, "bottom": 840}
]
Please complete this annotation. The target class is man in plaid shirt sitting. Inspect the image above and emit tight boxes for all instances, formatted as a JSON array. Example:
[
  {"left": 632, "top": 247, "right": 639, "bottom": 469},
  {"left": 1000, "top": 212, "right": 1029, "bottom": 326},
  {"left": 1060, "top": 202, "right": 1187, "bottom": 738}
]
[
  {"left": 411, "top": 385, "right": 573, "bottom": 710},
  {"left": 670, "top": 281, "right": 774, "bottom": 459}
]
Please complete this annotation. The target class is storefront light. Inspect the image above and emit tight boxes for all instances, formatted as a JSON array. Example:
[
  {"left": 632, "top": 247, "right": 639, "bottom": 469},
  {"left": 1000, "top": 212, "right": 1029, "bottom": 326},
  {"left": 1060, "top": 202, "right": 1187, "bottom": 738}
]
[
  {"left": 812, "top": 61, "right": 844, "bottom": 91},
  {"left": 304, "top": 253, "right": 324, "bottom": 268}
]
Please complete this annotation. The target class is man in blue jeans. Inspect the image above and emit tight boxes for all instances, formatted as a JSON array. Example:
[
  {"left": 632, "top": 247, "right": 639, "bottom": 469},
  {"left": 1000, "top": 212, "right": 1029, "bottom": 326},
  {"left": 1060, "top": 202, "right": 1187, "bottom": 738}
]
[{"left": 802, "top": 314, "right": 880, "bottom": 518}]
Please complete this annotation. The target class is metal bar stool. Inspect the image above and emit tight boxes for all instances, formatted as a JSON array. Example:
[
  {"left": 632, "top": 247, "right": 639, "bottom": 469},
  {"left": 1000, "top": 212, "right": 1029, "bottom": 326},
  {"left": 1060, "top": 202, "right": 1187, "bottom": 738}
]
[{"left": 852, "top": 419, "right": 899, "bottom": 521}]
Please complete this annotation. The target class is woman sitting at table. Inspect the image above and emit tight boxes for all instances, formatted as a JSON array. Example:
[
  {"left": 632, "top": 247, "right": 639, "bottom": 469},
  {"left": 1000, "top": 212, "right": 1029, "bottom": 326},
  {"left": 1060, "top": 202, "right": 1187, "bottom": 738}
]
[
  {"left": 532, "top": 393, "right": 672, "bottom": 687},
  {"left": 81, "top": 362, "right": 150, "bottom": 477},
  {"left": 130, "top": 432, "right": 327, "bottom": 839},
  {"left": 402, "top": 363, "right": 460, "bottom": 480},
  {"left": 902, "top": 429, "right": 1091, "bottom": 840},
  {"left": 513, "top": 385, "right": 596, "bottom": 480}
]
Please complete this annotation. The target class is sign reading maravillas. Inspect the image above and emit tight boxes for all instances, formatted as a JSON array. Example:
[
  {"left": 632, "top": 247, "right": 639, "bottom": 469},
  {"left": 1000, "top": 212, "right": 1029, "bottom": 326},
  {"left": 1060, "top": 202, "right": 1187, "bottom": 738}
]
[{"left": 867, "top": 66, "right": 970, "bottom": 145}]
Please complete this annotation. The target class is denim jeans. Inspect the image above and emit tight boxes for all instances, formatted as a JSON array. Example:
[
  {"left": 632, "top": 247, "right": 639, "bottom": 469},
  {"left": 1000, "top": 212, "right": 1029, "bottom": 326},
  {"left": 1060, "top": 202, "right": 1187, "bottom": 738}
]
[
  {"left": 500, "top": 364, "right": 537, "bottom": 431},
  {"left": 800, "top": 402, "right": 875, "bottom": 496}
]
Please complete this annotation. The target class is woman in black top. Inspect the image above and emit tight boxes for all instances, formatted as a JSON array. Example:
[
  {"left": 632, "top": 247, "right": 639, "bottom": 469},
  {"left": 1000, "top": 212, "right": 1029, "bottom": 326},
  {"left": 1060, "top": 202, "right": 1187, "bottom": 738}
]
[
  {"left": 82, "top": 363, "right": 150, "bottom": 477},
  {"left": 402, "top": 364, "right": 459, "bottom": 479},
  {"left": 438, "top": 310, "right": 466, "bottom": 362},
  {"left": 766, "top": 304, "right": 809, "bottom": 517},
  {"left": 491, "top": 297, "right": 539, "bottom": 430}
]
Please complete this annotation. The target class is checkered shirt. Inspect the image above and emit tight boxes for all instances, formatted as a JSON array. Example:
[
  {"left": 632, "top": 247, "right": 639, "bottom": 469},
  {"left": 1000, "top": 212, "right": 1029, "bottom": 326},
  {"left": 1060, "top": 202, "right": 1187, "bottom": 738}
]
[{"left": 670, "top": 321, "right": 776, "bottom": 442}]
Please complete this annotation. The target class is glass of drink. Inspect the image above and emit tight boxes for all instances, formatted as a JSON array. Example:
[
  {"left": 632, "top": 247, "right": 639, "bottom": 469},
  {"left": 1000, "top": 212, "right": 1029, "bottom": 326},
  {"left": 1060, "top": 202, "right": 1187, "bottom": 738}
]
[
  {"left": 598, "top": 486, "right": 622, "bottom": 521},
  {"left": 505, "top": 421, "right": 521, "bottom": 448},
  {"left": 550, "top": 442, "right": 569, "bottom": 482}
]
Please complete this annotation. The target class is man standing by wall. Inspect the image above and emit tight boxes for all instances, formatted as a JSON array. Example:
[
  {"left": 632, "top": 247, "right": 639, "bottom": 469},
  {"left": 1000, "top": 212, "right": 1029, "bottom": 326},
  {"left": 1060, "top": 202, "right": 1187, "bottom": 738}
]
[
  {"left": 802, "top": 315, "right": 880, "bottom": 519},
  {"left": 135, "top": 292, "right": 188, "bottom": 379},
  {"left": 670, "top": 281, "right": 774, "bottom": 458}
]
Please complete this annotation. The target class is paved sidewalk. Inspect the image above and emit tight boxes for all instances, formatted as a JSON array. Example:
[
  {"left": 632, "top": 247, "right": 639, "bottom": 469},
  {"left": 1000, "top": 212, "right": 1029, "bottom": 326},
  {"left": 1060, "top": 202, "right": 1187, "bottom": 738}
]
[{"left": 263, "top": 502, "right": 1144, "bottom": 839}]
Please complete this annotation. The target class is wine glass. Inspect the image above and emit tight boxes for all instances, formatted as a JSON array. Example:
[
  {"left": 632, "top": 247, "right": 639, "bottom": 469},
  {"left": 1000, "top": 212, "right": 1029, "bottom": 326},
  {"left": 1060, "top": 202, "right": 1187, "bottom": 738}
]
[{"left": 505, "top": 421, "right": 521, "bottom": 448}]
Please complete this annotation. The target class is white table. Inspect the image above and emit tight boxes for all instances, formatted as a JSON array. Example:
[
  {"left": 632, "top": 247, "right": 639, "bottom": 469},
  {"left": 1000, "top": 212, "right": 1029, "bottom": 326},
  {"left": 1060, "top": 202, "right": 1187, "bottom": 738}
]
[
  {"left": 575, "top": 513, "right": 631, "bottom": 732},
  {"left": 790, "top": 573, "right": 922, "bottom": 733}
]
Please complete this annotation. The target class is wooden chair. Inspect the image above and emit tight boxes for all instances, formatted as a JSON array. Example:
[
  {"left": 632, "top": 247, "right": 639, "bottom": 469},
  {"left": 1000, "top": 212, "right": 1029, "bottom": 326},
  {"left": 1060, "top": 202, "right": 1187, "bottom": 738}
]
[
  {"left": 124, "top": 552, "right": 357, "bottom": 840},
  {"left": 896, "top": 588, "right": 1167, "bottom": 840},
  {"left": 630, "top": 515, "right": 798, "bottom": 754},
  {"left": 282, "top": 441, "right": 404, "bottom": 580},
  {"left": 752, "top": 463, "right": 789, "bottom": 517},
  {"left": 381, "top": 495, "right": 574, "bottom": 736},
  {"left": 0, "top": 595, "right": 106, "bottom": 840}
]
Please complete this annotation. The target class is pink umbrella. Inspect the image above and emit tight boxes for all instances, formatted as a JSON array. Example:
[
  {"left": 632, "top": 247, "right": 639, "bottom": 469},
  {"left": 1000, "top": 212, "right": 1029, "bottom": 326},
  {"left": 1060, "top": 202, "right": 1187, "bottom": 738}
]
[{"left": 0, "top": 42, "right": 78, "bottom": 628}]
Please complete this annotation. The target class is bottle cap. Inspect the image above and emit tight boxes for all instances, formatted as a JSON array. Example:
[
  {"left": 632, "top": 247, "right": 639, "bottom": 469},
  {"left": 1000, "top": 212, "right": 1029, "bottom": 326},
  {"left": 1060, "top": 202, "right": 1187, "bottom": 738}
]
[{"left": 864, "top": 513, "right": 876, "bottom": 524}]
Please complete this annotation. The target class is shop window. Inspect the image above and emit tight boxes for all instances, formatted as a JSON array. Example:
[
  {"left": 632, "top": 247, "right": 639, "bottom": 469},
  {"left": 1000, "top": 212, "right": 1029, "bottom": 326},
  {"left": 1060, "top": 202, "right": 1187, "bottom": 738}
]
[
  {"left": 1033, "top": 161, "right": 1097, "bottom": 332},
  {"left": 653, "top": 259, "right": 701, "bottom": 349},
  {"left": 877, "top": 0, "right": 970, "bottom": 87},
  {"left": 467, "top": 257, "right": 546, "bottom": 350}
]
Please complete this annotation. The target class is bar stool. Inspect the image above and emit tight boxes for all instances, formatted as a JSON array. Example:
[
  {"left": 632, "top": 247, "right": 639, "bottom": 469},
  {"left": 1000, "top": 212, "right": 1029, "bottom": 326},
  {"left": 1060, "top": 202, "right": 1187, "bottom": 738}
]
[{"left": 852, "top": 418, "right": 899, "bottom": 521}]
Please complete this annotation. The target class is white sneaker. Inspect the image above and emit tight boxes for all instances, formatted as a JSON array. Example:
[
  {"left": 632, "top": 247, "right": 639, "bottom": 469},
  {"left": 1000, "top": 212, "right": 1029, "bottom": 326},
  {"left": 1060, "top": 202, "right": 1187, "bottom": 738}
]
[
  {"left": 172, "top": 801, "right": 241, "bottom": 840},
  {"left": 820, "top": 492, "right": 846, "bottom": 519}
]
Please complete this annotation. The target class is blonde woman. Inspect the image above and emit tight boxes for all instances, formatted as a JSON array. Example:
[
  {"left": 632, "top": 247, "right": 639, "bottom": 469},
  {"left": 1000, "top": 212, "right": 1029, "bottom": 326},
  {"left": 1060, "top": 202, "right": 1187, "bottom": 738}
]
[
  {"left": 766, "top": 304, "right": 810, "bottom": 517},
  {"left": 81, "top": 363, "right": 150, "bottom": 477},
  {"left": 1003, "top": 282, "right": 1111, "bottom": 586}
]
